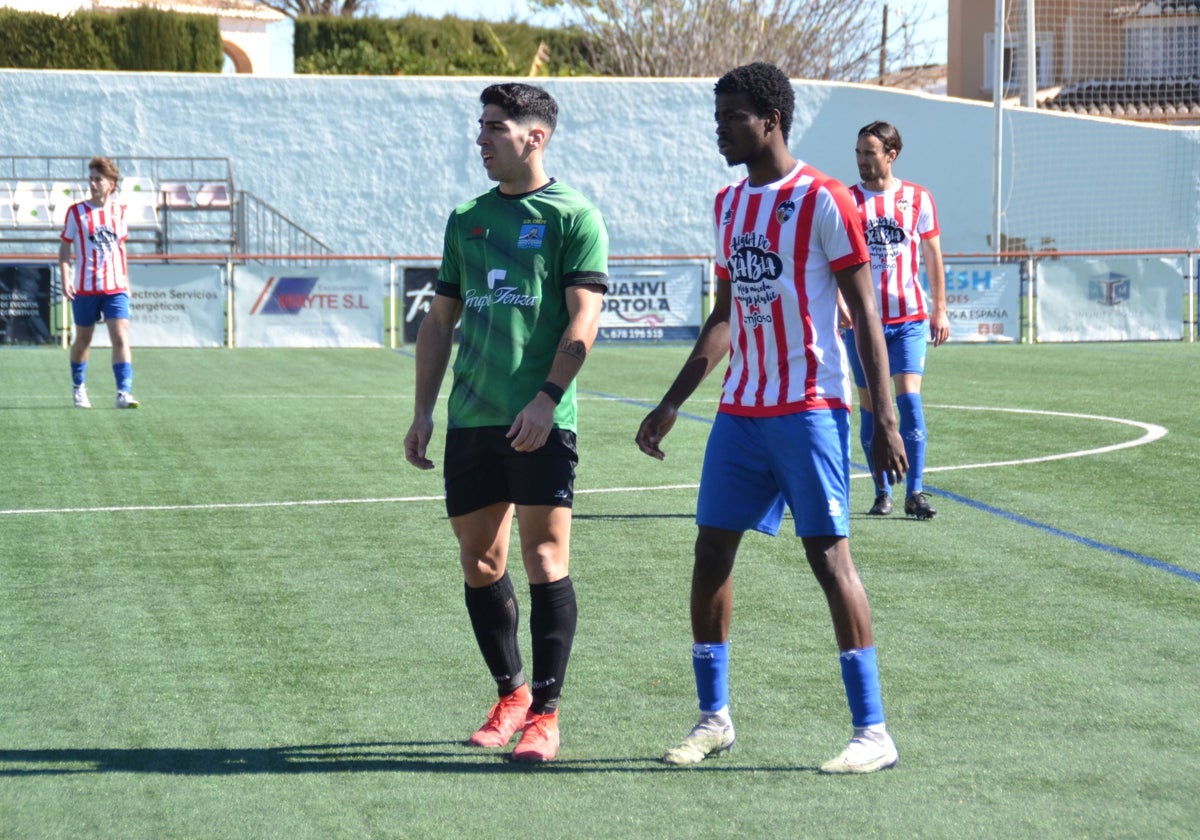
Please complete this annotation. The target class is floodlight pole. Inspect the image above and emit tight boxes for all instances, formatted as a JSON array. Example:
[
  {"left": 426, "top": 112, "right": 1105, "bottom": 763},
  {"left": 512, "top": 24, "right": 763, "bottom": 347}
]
[{"left": 992, "top": 0, "right": 1006, "bottom": 260}]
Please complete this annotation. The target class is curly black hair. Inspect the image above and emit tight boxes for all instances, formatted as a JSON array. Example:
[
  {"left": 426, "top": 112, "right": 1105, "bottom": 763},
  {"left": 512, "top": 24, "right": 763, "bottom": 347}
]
[
  {"left": 480, "top": 82, "right": 558, "bottom": 132},
  {"left": 713, "top": 62, "right": 794, "bottom": 142}
]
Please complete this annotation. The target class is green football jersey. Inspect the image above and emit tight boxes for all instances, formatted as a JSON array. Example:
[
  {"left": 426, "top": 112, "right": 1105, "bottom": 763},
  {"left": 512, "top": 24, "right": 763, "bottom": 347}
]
[{"left": 438, "top": 180, "right": 609, "bottom": 432}]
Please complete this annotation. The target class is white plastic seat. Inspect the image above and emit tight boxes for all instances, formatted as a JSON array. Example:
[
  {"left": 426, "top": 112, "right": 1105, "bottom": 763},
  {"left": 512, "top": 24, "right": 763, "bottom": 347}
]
[
  {"left": 14, "top": 181, "right": 49, "bottom": 208},
  {"left": 159, "top": 181, "right": 194, "bottom": 208},
  {"left": 15, "top": 201, "right": 54, "bottom": 226},
  {"left": 124, "top": 201, "right": 159, "bottom": 227},
  {"left": 0, "top": 184, "right": 15, "bottom": 226},
  {"left": 49, "top": 181, "right": 83, "bottom": 208},
  {"left": 120, "top": 176, "right": 157, "bottom": 205},
  {"left": 195, "top": 182, "right": 231, "bottom": 208}
]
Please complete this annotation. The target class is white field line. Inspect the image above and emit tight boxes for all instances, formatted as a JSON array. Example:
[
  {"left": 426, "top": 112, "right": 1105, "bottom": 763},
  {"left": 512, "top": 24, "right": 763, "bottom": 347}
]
[
  {"left": 0, "top": 408, "right": 1165, "bottom": 517},
  {"left": 916, "top": 405, "right": 1167, "bottom": 474},
  {"left": 0, "top": 485, "right": 704, "bottom": 517}
]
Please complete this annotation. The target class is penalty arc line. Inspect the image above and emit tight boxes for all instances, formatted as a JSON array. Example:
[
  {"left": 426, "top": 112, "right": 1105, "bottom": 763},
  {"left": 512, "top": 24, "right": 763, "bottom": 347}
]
[
  {"left": 1, "top": 399, "right": 1191, "bottom": 584},
  {"left": 604, "top": 394, "right": 1194, "bottom": 585}
]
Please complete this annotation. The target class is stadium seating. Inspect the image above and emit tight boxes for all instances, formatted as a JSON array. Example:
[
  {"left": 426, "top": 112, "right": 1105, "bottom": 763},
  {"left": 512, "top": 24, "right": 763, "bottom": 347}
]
[
  {"left": 13, "top": 182, "right": 52, "bottom": 227},
  {"left": 159, "top": 181, "right": 194, "bottom": 208},
  {"left": 119, "top": 176, "right": 159, "bottom": 227},
  {"left": 195, "top": 182, "right": 231, "bottom": 208},
  {"left": 0, "top": 184, "right": 15, "bottom": 226},
  {"left": 49, "top": 181, "right": 83, "bottom": 226},
  {"left": 0, "top": 156, "right": 248, "bottom": 255},
  {"left": 124, "top": 202, "right": 159, "bottom": 227},
  {"left": 120, "top": 175, "right": 157, "bottom": 203}
]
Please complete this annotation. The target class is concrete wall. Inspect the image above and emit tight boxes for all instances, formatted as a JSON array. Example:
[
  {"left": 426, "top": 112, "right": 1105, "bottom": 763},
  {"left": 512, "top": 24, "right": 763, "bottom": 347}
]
[{"left": 2, "top": 69, "right": 1197, "bottom": 257}]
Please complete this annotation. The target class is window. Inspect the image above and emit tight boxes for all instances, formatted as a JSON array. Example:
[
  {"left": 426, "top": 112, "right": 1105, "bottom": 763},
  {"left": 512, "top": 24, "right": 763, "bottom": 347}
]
[
  {"left": 984, "top": 31, "right": 1055, "bottom": 91},
  {"left": 1124, "top": 20, "right": 1200, "bottom": 79}
]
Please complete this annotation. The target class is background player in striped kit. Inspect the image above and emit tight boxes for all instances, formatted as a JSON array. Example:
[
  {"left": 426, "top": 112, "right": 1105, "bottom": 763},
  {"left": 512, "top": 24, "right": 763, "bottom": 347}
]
[
  {"left": 404, "top": 82, "right": 608, "bottom": 762},
  {"left": 58, "top": 156, "right": 139, "bottom": 409},
  {"left": 841, "top": 121, "right": 948, "bottom": 519},
  {"left": 635, "top": 63, "right": 906, "bottom": 774}
]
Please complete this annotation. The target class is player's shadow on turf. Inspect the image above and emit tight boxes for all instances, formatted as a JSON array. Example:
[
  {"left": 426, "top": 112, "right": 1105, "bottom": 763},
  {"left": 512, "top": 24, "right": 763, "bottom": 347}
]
[{"left": 0, "top": 742, "right": 814, "bottom": 775}]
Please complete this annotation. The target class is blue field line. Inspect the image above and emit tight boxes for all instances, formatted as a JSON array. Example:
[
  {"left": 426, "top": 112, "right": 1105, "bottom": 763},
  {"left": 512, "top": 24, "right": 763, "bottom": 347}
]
[
  {"left": 589, "top": 391, "right": 716, "bottom": 425},
  {"left": 590, "top": 390, "right": 1198, "bottom": 586},
  {"left": 918, "top": 485, "right": 1200, "bottom": 585}
]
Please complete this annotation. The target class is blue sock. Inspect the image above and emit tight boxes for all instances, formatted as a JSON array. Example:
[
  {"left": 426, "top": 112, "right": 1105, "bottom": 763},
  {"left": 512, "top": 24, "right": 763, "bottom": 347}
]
[
  {"left": 113, "top": 362, "right": 133, "bottom": 394},
  {"left": 71, "top": 362, "right": 87, "bottom": 387},
  {"left": 859, "top": 408, "right": 888, "bottom": 495},
  {"left": 839, "top": 646, "right": 884, "bottom": 728},
  {"left": 692, "top": 642, "right": 729, "bottom": 713},
  {"left": 897, "top": 392, "right": 926, "bottom": 495}
]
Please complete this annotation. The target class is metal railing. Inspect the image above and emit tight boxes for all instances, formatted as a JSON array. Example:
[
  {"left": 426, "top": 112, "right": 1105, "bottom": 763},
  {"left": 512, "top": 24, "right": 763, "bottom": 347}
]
[
  {"left": 0, "top": 154, "right": 328, "bottom": 261},
  {"left": 236, "top": 192, "right": 331, "bottom": 265}
]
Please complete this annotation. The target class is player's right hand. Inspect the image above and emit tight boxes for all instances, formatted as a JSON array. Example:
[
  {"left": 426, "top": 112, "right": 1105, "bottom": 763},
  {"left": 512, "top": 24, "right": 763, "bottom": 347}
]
[
  {"left": 635, "top": 403, "right": 678, "bottom": 461},
  {"left": 404, "top": 417, "right": 435, "bottom": 470}
]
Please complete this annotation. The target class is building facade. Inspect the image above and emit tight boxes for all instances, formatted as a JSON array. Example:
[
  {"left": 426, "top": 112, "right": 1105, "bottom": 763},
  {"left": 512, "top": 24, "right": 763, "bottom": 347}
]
[{"left": 949, "top": 0, "right": 1200, "bottom": 123}]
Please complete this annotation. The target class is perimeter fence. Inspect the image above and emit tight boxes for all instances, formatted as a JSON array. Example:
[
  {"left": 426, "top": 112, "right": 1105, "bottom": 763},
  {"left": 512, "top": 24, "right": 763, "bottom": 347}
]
[{"left": 1, "top": 249, "right": 1196, "bottom": 348}]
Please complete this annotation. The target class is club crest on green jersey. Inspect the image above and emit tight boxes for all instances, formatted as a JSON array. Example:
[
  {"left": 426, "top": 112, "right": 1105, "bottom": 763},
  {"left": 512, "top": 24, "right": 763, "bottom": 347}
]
[{"left": 518, "top": 223, "right": 546, "bottom": 249}]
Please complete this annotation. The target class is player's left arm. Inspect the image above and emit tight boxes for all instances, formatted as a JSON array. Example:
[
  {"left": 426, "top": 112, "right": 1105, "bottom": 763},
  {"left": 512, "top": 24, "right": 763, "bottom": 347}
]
[
  {"left": 507, "top": 282, "right": 605, "bottom": 453},
  {"left": 922, "top": 233, "right": 949, "bottom": 346}
]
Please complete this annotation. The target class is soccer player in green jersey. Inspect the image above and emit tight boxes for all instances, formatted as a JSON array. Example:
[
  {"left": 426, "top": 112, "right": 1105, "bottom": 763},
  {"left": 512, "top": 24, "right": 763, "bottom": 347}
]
[{"left": 404, "top": 83, "right": 609, "bottom": 762}]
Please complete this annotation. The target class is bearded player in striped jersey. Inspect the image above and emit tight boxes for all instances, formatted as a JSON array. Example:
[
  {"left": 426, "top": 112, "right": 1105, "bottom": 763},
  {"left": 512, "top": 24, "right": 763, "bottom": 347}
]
[
  {"left": 58, "top": 156, "right": 139, "bottom": 410},
  {"left": 404, "top": 83, "right": 608, "bottom": 763},
  {"left": 842, "top": 121, "right": 949, "bottom": 520},
  {"left": 635, "top": 63, "right": 906, "bottom": 773}
]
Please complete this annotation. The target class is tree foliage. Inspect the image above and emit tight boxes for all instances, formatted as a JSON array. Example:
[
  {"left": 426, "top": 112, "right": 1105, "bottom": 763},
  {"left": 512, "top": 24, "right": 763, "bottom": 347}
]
[
  {"left": 532, "top": 0, "right": 931, "bottom": 81},
  {"left": 252, "top": 0, "right": 377, "bottom": 19},
  {"left": 0, "top": 7, "right": 222, "bottom": 72},
  {"left": 293, "top": 15, "right": 596, "bottom": 76}
]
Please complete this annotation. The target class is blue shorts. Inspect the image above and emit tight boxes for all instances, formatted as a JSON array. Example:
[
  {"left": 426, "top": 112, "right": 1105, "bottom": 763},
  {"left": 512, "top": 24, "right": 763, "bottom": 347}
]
[
  {"left": 72, "top": 293, "right": 131, "bottom": 328},
  {"left": 843, "top": 319, "right": 927, "bottom": 388},
  {"left": 696, "top": 410, "right": 850, "bottom": 538}
]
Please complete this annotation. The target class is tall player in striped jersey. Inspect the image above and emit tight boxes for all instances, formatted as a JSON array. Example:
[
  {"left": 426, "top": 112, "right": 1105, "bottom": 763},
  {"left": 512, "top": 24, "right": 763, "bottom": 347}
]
[
  {"left": 636, "top": 63, "right": 907, "bottom": 773},
  {"left": 842, "top": 121, "right": 948, "bottom": 519},
  {"left": 58, "top": 156, "right": 139, "bottom": 409},
  {"left": 404, "top": 83, "right": 608, "bottom": 762}
]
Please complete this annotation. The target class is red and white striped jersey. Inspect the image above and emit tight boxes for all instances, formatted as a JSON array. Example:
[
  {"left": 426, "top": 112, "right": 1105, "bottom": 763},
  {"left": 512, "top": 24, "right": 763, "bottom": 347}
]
[
  {"left": 850, "top": 180, "right": 939, "bottom": 324},
  {"left": 713, "top": 161, "right": 869, "bottom": 417},
  {"left": 60, "top": 200, "right": 129, "bottom": 295}
]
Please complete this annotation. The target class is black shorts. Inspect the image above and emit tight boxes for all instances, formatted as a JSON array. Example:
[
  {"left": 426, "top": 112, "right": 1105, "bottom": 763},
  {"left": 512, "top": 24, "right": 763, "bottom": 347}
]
[{"left": 443, "top": 427, "right": 578, "bottom": 518}]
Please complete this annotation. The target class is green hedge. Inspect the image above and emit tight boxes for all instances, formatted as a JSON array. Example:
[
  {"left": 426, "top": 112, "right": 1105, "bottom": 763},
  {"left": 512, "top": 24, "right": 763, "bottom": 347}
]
[
  {"left": 0, "top": 8, "right": 223, "bottom": 72},
  {"left": 294, "top": 15, "right": 599, "bottom": 76}
]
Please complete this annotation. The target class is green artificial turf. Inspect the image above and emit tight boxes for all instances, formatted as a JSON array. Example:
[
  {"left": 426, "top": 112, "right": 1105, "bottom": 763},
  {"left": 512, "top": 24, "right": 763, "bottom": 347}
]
[{"left": 1, "top": 343, "right": 1197, "bottom": 838}]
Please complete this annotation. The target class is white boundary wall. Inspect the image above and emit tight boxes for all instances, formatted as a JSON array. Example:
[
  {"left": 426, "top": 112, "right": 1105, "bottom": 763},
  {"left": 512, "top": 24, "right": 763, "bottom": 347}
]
[{"left": 2, "top": 69, "right": 1199, "bottom": 258}]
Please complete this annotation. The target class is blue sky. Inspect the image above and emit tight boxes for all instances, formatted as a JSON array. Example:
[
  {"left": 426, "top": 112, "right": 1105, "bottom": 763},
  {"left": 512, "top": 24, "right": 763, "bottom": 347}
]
[{"left": 374, "top": 0, "right": 950, "bottom": 66}]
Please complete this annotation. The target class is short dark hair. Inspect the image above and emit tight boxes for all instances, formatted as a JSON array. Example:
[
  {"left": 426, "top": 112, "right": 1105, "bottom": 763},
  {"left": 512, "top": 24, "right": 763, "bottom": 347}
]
[
  {"left": 714, "top": 62, "right": 795, "bottom": 142},
  {"left": 480, "top": 83, "right": 558, "bottom": 132},
  {"left": 858, "top": 121, "right": 903, "bottom": 156}
]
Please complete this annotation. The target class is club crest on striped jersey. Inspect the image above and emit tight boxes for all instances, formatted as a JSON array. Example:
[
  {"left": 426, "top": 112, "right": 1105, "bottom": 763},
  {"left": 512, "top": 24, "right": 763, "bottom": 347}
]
[{"left": 775, "top": 200, "right": 796, "bottom": 224}]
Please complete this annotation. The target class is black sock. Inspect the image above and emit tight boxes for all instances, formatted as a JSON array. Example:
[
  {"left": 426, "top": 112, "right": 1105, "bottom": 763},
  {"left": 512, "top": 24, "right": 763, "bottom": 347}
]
[
  {"left": 528, "top": 576, "right": 578, "bottom": 715},
  {"left": 464, "top": 572, "right": 524, "bottom": 696}
]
